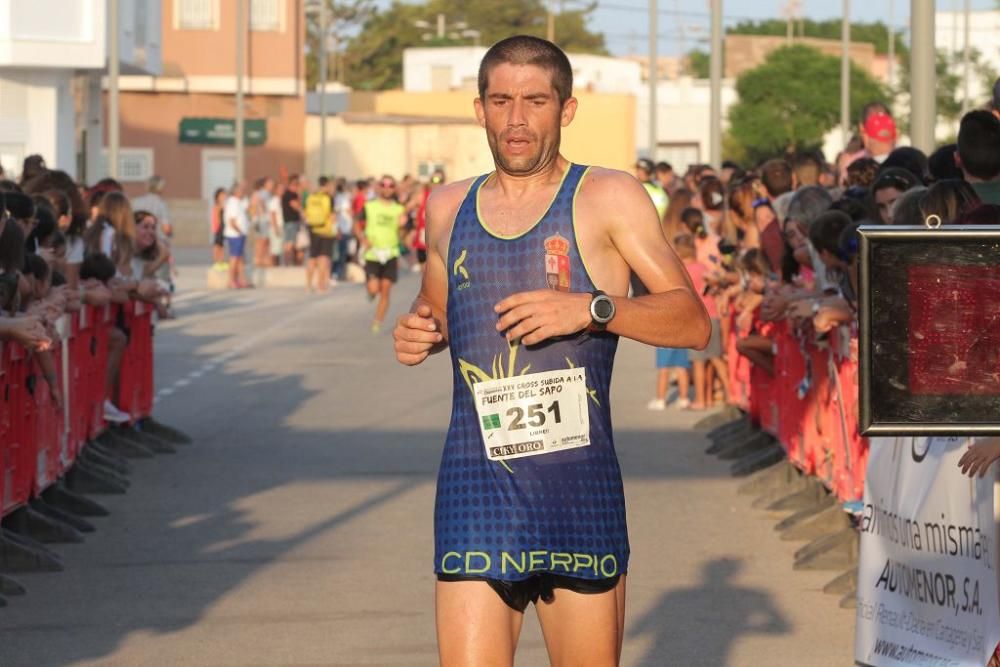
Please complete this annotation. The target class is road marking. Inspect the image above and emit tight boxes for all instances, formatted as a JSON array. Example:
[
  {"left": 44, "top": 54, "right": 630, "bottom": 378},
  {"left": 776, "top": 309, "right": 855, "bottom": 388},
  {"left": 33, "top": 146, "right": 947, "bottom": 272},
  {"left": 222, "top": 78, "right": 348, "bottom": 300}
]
[{"left": 153, "top": 296, "right": 327, "bottom": 407}]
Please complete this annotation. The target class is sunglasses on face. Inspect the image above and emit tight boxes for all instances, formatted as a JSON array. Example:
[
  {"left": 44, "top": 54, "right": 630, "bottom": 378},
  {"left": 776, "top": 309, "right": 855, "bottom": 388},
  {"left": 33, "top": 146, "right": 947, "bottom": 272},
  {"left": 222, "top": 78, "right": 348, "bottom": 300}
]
[{"left": 380, "top": 182, "right": 396, "bottom": 188}]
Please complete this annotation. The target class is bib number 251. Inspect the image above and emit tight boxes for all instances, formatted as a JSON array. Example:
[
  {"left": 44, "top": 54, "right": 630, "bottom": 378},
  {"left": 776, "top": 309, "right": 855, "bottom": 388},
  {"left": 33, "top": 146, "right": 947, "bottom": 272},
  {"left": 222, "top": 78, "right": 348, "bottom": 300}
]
[{"left": 507, "top": 401, "right": 561, "bottom": 431}]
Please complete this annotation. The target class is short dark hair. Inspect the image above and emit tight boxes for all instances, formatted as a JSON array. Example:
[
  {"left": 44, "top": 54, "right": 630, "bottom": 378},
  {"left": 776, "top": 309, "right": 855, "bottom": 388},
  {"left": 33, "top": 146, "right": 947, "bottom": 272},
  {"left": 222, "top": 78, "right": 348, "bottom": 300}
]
[
  {"left": 809, "top": 210, "right": 853, "bottom": 255},
  {"left": 478, "top": 35, "right": 573, "bottom": 104},
  {"left": 845, "top": 157, "right": 880, "bottom": 189},
  {"left": 318, "top": 176, "right": 329, "bottom": 187},
  {"left": 655, "top": 161, "right": 673, "bottom": 172},
  {"left": 23, "top": 253, "right": 49, "bottom": 282},
  {"left": 760, "top": 159, "right": 793, "bottom": 197},
  {"left": 927, "top": 143, "right": 963, "bottom": 182},
  {"left": 79, "top": 252, "right": 116, "bottom": 283},
  {"left": 957, "top": 110, "right": 1000, "bottom": 180},
  {"left": 880, "top": 146, "right": 928, "bottom": 184},
  {"left": 871, "top": 167, "right": 920, "bottom": 195},
  {"left": 786, "top": 186, "right": 833, "bottom": 229}
]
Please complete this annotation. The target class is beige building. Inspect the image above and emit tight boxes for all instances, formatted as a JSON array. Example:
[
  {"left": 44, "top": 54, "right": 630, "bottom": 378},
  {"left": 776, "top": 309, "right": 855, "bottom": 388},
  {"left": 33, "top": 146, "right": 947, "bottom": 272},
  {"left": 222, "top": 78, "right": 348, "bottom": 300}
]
[
  {"left": 305, "top": 90, "right": 636, "bottom": 183},
  {"left": 113, "top": 0, "right": 305, "bottom": 245},
  {"left": 724, "top": 34, "right": 880, "bottom": 81}
]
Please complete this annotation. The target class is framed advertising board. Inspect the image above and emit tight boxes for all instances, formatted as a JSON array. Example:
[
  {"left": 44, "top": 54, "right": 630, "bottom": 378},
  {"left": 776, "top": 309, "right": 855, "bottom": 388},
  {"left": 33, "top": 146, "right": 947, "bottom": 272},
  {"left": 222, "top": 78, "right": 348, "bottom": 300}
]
[{"left": 858, "top": 225, "right": 1000, "bottom": 435}]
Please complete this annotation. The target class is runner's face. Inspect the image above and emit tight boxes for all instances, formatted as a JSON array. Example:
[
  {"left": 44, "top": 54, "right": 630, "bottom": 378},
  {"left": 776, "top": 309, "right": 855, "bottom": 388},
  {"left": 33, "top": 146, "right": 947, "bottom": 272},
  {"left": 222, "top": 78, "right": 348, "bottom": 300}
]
[{"left": 475, "top": 63, "right": 576, "bottom": 176}]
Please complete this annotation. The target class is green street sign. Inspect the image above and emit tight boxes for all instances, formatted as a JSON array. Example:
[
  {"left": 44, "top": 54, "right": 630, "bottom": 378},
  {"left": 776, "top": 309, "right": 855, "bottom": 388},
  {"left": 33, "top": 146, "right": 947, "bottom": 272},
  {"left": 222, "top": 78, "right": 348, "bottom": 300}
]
[{"left": 179, "top": 118, "right": 267, "bottom": 146}]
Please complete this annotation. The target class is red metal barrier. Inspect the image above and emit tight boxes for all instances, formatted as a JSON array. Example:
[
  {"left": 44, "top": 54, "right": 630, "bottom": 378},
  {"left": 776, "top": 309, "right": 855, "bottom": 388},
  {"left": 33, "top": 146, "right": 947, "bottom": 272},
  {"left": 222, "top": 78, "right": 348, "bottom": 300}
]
[
  {"left": 731, "top": 317, "right": 869, "bottom": 502},
  {"left": 0, "top": 299, "right": 155, "bottom": 520}
]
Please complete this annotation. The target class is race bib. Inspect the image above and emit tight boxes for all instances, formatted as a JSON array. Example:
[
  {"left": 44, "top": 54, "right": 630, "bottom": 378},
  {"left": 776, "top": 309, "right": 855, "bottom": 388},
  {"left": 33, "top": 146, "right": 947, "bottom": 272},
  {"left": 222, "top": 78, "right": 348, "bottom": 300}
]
[{"left": 474, "top": 368, "right": 591, "bottom": 461}]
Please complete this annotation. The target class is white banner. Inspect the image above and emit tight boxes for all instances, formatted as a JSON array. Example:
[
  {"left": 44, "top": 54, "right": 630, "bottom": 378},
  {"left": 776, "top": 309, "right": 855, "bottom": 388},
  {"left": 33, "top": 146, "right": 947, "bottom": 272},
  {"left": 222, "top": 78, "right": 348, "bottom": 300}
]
[{"left": 855, "top": 437, "right": 1000, "bottom": 667}]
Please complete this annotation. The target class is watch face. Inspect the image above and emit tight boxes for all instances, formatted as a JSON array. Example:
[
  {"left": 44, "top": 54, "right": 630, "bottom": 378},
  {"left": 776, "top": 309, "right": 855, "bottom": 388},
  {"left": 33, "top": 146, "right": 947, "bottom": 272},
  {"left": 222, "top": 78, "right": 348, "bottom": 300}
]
[{"left": 593, "top": 296, "right": 614, "bottom": 321}]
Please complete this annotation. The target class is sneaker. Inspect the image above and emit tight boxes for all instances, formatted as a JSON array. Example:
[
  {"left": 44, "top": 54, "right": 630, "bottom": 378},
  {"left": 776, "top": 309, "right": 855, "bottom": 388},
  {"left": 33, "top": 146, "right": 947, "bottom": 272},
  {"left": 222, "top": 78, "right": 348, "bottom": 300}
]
[
  {"left": 646, "top": 398, "right": 666, "bottom": 411},
  {"left": 103, "top": 400, "right": 130, "bottom": 424},
  {"left": 674, "top": 398, "right": 691, "bottom": 410}
]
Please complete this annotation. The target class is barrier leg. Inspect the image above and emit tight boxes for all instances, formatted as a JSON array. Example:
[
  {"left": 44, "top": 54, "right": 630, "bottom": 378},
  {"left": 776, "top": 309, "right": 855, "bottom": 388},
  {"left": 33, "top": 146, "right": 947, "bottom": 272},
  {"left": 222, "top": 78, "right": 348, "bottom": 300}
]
[
  {"left": 693, "top": 405, "right": 744, "bottom": 431},
  {"left": 112, "top": 425, "right": 176, "bottom": 455},
  {"left": 749, "top": 475, "right": 812, "bottom": 510},
  {"left": 82, "top": 442, "right": 133, "bottom": 477},
  {"left": 792, "top": 526, "right": 859, "bottom": 571},
  {"left": 730, "top": 441, "right": 786, "bottom": 477},
  {"left": 737, "top": 460, "right": 799, "bottom": 496},
  {"left": 2, "top": 504, "right": 84, "bottom": 544},
  {"left": 766, "top": 476, "right": 830, "bottom": 513},
  {"left": 0, "top": 574, "right": 25, "bottom": 596},
  {"left": 137, "top": 416, "right": 192, "bottom": 445},
  {"left": 0, "top": 528, "right": 63, "bottom": 572},
  {"left": 717, "top": 431, "right": 774, "bottom": 461},
  {"left": 65, "top": 459, "right": 128, "bottom": 495},
  {"left": 777, "top": 502, "right": 845, "bottom": 541},
  {"left": 822, "top": 568, "right": 856, "bottom": 596},
  {"left": 95, "top": 428, "right": 155, "bottom": 459},
  {"left": 41, "top": 482, "right": 108, "bottom": 518},
  {"left": 29, "top": 498, "right": 95, "bottom": 534}
]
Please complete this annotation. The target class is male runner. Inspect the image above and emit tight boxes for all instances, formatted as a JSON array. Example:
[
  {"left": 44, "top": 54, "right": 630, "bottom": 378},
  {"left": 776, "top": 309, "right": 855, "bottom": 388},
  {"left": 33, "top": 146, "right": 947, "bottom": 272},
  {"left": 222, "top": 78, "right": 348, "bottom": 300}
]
[
  {"left": 356, "top": 175, "right": 406, "bottom": 332},
  {"left": 393, "top": 36, "right": 710, "bottom": 666}
]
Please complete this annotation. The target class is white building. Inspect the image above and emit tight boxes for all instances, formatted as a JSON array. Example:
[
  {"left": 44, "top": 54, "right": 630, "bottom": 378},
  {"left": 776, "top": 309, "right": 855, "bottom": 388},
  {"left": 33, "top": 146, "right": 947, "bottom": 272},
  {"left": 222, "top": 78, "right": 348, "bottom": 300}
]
[
  {"left": 935, "top": 7, "right": 1000, "bottom": 104},
  {"left": 403, "top": 46, "right": 643, "bottom": 95},
  {"left": 0, "top": 0, "right": 161, "bottom": 180}
]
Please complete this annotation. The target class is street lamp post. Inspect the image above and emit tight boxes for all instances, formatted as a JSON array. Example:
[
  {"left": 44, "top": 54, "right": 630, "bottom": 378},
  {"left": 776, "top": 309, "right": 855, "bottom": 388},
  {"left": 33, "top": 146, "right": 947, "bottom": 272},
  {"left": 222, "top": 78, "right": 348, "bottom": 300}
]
[
  {"left": 235, "top": 0, "right": 246, "bottom": 184},
  {"left": 709, "top": 0, "right": 722, "bottom": 169},
  {"left": 108, "top": 0, "right": 120, "bottom": 179},
  {"left": 319, "top": 0, "right": 328, "bottom": 176},
  {"left": 910, "top": 0, "right": 936, "bottom": 153},
  {"left": 841, "top": 0, "right": 851, "bottom": 147},
  {"left": 648, "top": 0, "right": 657, "bottom": 161}
]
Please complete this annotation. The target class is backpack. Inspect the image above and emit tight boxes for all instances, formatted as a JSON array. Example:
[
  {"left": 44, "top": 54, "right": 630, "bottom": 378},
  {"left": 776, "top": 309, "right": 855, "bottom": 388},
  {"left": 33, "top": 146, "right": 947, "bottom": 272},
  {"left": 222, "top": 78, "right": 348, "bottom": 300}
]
[{"left": 304, "top": 192, "right": 331, "bottom": 228}]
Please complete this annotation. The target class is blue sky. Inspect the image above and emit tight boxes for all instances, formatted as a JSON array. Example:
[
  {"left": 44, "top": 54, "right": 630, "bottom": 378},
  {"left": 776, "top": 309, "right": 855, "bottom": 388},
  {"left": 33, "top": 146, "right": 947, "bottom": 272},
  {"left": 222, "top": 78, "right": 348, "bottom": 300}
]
[
  {"left": 592, "top": 0, "right": 998, "bottom": 55},
  {"left": 376, "top": 1, "right": 998, "bottom": 56}
]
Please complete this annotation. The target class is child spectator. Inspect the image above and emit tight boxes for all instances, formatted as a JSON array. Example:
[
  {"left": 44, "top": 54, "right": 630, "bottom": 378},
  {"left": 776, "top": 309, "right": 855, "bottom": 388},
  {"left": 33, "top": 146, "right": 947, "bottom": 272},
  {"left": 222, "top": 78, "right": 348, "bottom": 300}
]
[
  {"left": 734, "top": 249, "right": 774, "bottom": 376},
  {"left": 676, "top": 234, "right": 728, "bottom": 410}
]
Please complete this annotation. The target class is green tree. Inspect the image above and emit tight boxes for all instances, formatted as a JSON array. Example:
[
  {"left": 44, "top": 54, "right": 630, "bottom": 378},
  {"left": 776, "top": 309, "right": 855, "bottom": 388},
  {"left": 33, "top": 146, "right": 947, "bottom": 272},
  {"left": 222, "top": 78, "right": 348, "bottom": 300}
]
[
  {"left": 341, "top": 0, "right": 607, "bottom": 91},
  {"left": 726, "top": 45, "right": 887, "bottom": 164},
  {"left": 305, "top": 0, "right": 375, "bottom": 91},
  {"left": 685, "top": 49, "right": 709, "bottom": 78}
]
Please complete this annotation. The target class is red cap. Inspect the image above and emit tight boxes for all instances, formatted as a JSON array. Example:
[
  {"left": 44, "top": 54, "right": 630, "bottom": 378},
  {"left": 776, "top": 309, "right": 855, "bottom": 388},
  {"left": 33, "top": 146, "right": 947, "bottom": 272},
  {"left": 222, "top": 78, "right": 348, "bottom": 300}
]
[{"left": 864, "top": 112, "right": 897, "bottom": 142}]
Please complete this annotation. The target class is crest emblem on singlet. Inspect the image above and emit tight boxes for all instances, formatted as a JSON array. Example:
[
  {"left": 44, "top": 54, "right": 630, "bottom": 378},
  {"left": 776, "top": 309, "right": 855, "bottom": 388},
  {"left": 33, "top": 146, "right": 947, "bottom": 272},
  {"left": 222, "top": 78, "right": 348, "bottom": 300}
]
[{"left": 544, "top": 233, "right": 571, "bottom": 292}]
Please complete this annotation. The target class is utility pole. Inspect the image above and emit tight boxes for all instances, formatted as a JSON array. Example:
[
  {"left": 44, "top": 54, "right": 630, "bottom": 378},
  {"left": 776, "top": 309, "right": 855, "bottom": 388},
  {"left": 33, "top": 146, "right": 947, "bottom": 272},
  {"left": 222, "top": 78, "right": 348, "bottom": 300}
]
[
  {"left": 841, "top": 0, "right": 851, "bottom": 147},
  {"left": 235, "top": 0, "right": 245, "bottom": 183},
  {"left": 910, "top": 0, "right": 936, "bottom": 153},
  {"left": 108, "top": 0, "right": 120, "bottom": 178},
  {"left": 648, "top": 0, "right": 657, "bottom": 160},
  {"left": 437, "top": 13, "right": 445, "bottom": 40},
  {"left": 961, "top": 0, "right": 971, "bottom": 113},
  {"left": 887, "top": 0, "right": 895, "bottom": 91},
  {"left": 547, "top": 0, "right": 556, "bottom": 43},
  {"left": 319, "top": 0, "right": 328, "bottom": 176},
  {"left": 709, "top": 0, "right": 722, "bottom": 168}
]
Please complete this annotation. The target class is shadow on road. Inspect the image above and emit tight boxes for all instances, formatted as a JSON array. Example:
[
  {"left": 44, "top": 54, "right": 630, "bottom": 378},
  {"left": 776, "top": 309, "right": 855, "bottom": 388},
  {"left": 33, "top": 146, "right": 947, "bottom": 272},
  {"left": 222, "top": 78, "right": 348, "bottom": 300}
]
[{"left": 629, "top": 558, "right": 790, "bottom": 666}]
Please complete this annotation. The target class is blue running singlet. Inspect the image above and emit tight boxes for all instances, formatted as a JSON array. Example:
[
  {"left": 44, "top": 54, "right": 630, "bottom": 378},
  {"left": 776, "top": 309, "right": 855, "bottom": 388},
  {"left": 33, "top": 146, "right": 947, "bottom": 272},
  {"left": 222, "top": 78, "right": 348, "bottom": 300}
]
[{"left": 435, "top": 163, "right": 629, "bottom": 582}]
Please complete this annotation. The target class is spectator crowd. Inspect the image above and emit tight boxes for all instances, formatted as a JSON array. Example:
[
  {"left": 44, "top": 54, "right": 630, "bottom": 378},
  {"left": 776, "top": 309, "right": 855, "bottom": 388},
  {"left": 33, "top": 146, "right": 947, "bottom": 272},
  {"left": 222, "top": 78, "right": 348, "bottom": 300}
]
[
  {"left": 0, "top": 161, "right": 174, "bottom": 424},
  {"left": 639, "top": 91, "right": 1000, "bottom": 473}
]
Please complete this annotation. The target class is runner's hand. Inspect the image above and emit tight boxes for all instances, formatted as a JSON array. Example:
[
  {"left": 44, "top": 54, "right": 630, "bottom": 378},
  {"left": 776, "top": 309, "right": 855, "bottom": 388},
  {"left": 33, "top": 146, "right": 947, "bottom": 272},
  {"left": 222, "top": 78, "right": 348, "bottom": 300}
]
[
  {"left": 958, "top": 440, "right": 1000, "bottom": 478},
  {"left": 394, "top": 304, "right": 443, "bottom": 366},
  {"left": 494, "top": 290, "right": 591, "bottom": 346}
]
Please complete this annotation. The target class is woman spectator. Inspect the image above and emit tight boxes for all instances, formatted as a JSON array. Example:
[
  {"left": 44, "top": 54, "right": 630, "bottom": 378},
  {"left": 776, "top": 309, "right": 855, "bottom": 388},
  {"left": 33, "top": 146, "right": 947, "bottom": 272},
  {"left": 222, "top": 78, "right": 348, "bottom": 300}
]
[
  {"left": 210, "top": 187, "right": 227, "bottom": 269},
  {"left": 662, "top": 187, "right": 693, "bottom": 246},
  {"left": 22, "top": 169, "right": 89, "bottom": 286},
  {"left": 133, "top": 210, "right": 173, "bottom": 318},
  {"left": 920, "top": 179, "right": 981, "bottom": 225},
  {"left": 869, "top": 167, "right": 920, "bottom": 224},
  {"left": 84, "top": 190, "right": 136, "bottom": 276}
]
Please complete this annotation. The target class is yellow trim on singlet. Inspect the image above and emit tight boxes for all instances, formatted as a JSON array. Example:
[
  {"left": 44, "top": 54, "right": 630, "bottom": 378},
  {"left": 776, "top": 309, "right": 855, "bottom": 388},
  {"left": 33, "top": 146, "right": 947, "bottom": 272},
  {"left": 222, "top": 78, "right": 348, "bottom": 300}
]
[
  {"left": 441, "top": 177, "right": 483, "bottom": 309},
  {"left": 474, "top": 165, "right": 572, "bottom": 240},
  {"left": 570, "top": 166, "right": 599, "bottom": 290}
]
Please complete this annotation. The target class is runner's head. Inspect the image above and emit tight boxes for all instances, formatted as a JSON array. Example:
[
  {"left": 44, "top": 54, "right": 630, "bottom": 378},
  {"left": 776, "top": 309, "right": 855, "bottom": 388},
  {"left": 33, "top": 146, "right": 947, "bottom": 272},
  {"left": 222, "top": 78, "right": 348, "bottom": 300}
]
[
  {"left": 956, "top": 109, "right": 1000, "bottom": 182},
  {"left": 377, "top": 175, "right": 396, "bottom": 201},
  {"left": 634, "top": 158, "right": 654, "bottom": 183},
  {"left": 475, "top": 35, "right": 577, "bottom": 176}
]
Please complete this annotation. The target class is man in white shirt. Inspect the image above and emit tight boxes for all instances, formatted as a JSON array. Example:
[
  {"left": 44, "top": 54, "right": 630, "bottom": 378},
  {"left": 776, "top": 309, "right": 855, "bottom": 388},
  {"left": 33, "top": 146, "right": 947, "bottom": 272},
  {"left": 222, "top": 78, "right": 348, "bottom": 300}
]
[
  {"left": 131, "top": 176, "right": 172, "bottom": 236},
  {"left": 224, "top": 181, "right": 250, "bottom": 288}
]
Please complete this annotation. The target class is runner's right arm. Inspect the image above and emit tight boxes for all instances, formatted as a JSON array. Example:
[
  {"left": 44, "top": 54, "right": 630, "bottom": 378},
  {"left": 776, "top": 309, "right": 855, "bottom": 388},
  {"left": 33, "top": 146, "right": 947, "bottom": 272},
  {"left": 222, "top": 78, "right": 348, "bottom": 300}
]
[{"left": 393, "top": 180, "right": 470, "bottom": 366}]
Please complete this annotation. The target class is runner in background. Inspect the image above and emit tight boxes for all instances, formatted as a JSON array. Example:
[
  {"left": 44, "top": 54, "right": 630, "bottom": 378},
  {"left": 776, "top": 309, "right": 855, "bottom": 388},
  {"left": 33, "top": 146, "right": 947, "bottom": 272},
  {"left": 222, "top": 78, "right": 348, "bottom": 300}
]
[
  {"left": 635, "top": 157, "right": 668, "bottom": 222},
  {"left": 412, "top": 170, "right": 445, "bottom": 274},
  {"left": 303, "top": 176, "right": 335, "bottom": 293},
  {"left": 332, "top": 178, "right": 354, "bottom": 282},
  {"left": 281, "top": 175, "right": 303, "bottom": 266},
  {"left": 357, "top": 176, "right": 406, "bottom": 333}
]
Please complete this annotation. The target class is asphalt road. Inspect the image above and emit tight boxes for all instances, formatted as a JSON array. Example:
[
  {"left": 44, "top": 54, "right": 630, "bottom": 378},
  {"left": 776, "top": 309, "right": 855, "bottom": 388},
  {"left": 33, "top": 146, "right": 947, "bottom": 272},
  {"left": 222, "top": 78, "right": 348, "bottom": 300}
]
[{"left": 0, "top": 269, "right": 855, "bottom": 666}]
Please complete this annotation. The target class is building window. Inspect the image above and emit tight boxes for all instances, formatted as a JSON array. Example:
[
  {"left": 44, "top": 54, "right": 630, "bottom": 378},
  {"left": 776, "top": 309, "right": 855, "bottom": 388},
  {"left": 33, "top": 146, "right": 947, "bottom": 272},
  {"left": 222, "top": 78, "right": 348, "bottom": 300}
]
[
  {"left": 175, "top": 0, "right": 218, "bottom": 30},
  {"left": 101, "top": 148, "right": 154, "bottom": 183},
  {"left": 417, "top": 161, "right": 445, "bottom": 179},
  {"left": 250, "top": 0, "right": 282, "bottom": 31}
]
